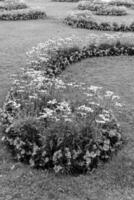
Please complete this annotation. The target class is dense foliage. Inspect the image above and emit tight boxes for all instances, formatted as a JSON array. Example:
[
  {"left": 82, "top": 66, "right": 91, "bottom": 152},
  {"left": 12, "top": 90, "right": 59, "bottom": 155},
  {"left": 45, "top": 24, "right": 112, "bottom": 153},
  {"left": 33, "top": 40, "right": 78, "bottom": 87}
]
[
  {"left": 64, "top": 10, "right": 134, "bottom": 32},
  {"left": 78, "top": 1, "right": 106, "bottom": 11},
  {"left": 52, "top": 0, "right": 79, "bottom": 2},
  {"left": 109, "top": 0, "right": 134, "bottom": 8},
  {"left": 78, "top": 1, "right": 127, "bottom": 15},
  {"left": 95, "top": 5, "right": 127, "bottom": 16},
  {"left": 0, "top": 8, "right": 46, "bottom": 20},
  {"left": 1, "top": 34, "right": 131, "bottom": 174},
  {"left": 0, "top": 0, "right": 28, "bottom": 11}
]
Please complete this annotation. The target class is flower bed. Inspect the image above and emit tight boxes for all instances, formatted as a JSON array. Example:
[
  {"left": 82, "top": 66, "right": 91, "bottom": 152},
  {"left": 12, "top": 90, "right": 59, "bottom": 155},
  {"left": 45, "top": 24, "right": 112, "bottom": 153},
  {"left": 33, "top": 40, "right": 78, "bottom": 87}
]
[
  {"left": 64, "top": 10, "right": 134, "bottom": 31},
  {"left": 2, "top": 33, "right": 134, "bottom": 174},
  {"left": 52, "top": 0, "right": 79, "bottom": 2},
  {"left": 108, "top": 0, "right": 134, "bottom": 8},
  {"left": 78, "top": 1, "right": 128, "bottom": 15},
  {"left": 0, "top": 8, "right": 46, "bottom": 20},
  {"left": 0, "top": 0, "right": 28, "bottom": 11},
  {"left": 78, "top": 1, "right": 106, "bottom": 11},
  {"left": 95, "top": 5, "right": 127, "bottom": 16}
]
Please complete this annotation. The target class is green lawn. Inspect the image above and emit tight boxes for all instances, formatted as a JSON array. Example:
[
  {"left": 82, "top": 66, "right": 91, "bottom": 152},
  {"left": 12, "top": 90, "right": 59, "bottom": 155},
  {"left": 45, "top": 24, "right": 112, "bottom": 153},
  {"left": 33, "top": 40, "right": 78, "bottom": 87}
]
[{"left": 1, "top": 0, "right": 134, "bottom": 200}]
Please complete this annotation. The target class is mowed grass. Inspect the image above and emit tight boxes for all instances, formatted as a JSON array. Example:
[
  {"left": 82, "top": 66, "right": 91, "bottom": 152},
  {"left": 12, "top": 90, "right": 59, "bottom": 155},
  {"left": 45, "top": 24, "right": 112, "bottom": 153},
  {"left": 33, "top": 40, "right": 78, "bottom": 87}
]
[{"left": 1, "top": 0, "right": 134, "bottom": 200}]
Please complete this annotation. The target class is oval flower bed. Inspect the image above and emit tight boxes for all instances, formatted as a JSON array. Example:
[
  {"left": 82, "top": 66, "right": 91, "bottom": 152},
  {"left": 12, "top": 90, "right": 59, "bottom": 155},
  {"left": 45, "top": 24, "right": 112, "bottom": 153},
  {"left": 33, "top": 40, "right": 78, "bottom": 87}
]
[
  {"left": 78, "top": 1, "right": 107, "bottom": 11},
  {"left": 52, "top": 0, "right": 79, "bottom": 2},
  {"left": 64, "top": 10, "right": 134, "bottom": 32},
  {"left": 2, "top": 33, "right": 134, "bottom": 174},
  {"left": 95, "top": 5, "right": 127, "bottom": 16},
  {"left": 0, "top": 8, "right": 46, "bottom": 20},
  {"left": 78, "top": 1, "right": 128, "bottom": 16},
  {"left": 108, "top": 0, "right": 134, "bottom": 8},
  {"left": 0, "top": 0, "right": 28, "bottom": 11}
]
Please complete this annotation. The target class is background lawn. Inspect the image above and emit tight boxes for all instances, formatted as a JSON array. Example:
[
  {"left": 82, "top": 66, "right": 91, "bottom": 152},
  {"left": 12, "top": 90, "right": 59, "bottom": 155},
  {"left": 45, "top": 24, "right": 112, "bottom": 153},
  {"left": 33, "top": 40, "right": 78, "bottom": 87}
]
[{"left": 0, "top": 0, "right": 134, "bottom": 200}]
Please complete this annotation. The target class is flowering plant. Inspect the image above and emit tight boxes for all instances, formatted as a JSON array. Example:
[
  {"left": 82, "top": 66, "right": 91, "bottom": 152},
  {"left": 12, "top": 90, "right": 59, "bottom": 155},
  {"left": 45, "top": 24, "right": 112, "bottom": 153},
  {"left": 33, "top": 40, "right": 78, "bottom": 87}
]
[
  {"left": 0, "top": 8, "right": 46, "bottom": 20},
  {"left": 0, "top": 0, "right": 28, "bottom": 11},
  {"left": 64, "top": 10, "right": 134, "bottom": 31},
  {"left": 0, "top": 35, "right": 126, "bottom": 174},
  {"left": 95, "top": 5, "right": 127, "bottom": 16}
]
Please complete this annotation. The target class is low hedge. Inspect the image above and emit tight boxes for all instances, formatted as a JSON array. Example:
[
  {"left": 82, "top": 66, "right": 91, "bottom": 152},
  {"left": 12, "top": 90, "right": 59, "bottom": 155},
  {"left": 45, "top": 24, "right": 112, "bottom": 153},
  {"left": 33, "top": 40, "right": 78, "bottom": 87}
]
[
  {"left": 64, "top": 11, "right": 134, "bottom": 32},
  {"left": 2, "top": 33, "right": 133, "bottom": 174},
  {"left": 95, "top": 5, "right": 127, "bottom": 16},
  {"left": 0, "top": 8, "right": 46, "bottom": 20}
]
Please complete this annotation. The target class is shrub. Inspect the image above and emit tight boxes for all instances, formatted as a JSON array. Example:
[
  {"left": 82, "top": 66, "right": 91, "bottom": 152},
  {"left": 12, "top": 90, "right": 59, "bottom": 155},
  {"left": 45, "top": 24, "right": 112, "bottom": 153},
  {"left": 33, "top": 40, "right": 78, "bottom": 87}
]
[
  {"left": 2, "top": 34, "right": 134, "bottom": 173},
  {"left": 64, "top": 10, "right": 134, "bottom": 31},
  {"left": 0, "top": 8, "right": 46, "bottom": 20},
  {"left": 0, "top": 0, "right": 28, "bottom": 11},
  {"left": 95, "top": 5, "right": 127, "bottom": 15}
]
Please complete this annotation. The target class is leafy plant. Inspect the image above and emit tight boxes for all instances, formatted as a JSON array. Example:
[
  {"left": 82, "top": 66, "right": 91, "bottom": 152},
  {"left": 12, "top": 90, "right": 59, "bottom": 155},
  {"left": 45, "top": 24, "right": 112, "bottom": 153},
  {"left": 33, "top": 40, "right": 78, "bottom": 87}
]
[
  {"left": 0, "top": 8, "right": 46, "bottom": 20},
  {"left": 1, "top": 35, "right": 129, "bottom": 174},
  {"left": 64, "top": 10, "right": 134, "bottom": 32}
]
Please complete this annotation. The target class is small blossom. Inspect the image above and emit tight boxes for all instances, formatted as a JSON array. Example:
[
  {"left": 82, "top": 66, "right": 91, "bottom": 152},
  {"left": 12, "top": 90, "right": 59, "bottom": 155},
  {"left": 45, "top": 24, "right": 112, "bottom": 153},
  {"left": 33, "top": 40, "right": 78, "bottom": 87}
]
[
  {"left": 105, "top": 90, "right": 114, "bottom": 97},
  {"left": 77, "top": 105, "right": 94, "bottom": 113}
]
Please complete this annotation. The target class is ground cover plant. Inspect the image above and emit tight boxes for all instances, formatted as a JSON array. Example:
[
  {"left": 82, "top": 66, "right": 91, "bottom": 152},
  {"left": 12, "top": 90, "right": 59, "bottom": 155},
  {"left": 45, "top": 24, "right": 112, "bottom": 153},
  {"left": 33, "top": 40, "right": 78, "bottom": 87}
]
[
  {"left": 64, "top": 10, "right": 134, "bottom": 31},
  {"left": 2, "top": 33, "right": 134, "bottom": 174}
]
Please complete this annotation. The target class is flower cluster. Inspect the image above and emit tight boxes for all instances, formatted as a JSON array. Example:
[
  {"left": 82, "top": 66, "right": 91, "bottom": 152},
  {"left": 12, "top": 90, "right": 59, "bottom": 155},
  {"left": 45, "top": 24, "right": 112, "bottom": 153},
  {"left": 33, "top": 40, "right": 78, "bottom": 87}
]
[
  {"left": 64, "top": 10, "right": 134, "bottom": 32},
  {"left": 0, "top": 8, "right": 46, "bottom": 20},
  {"left": 1, "top": 35, "right": 126, "bottom": 174}
]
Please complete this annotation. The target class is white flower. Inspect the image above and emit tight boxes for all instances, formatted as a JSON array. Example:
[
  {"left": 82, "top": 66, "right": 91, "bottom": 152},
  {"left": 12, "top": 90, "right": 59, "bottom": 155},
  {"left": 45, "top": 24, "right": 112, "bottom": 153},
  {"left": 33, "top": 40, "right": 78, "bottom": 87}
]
[
  {"left": 56, "top": 101, "right": 71, "bottom": 114},
  {"left": 99, "top": 114, "right": 110, "bottom": 122},
  {"left": 84, "top": 92, "right": 93, "bottom": 97},
  {"left": 112, "top": 95, "right": 120, "bottom": 100},
  {"left": 105, "top": 90, "right": 114, "bottom": 97},
  {"left": 88, "top": 85, "right": 102, "bottom": 93},
  {"left": 95, "top": 119, "right": 106, "bottom": 124},
  {"left": 47, "top": 99, "right": 57, "bottom": 105},
  {"left": 77, "top": 105, "right": 94, "bottom": 113},
  {"left": 115, "top": 102, "right": 122, "bottom": 107}
]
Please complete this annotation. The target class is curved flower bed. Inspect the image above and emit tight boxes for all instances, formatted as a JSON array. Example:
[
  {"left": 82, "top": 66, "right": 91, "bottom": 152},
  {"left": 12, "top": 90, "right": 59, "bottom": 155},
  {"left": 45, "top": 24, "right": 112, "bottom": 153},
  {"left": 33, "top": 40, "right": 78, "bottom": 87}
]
[
  {"left": 95, "top": 5, "right": 127, "bottom": 16},
  {"left": 2, "top": 33, "right": 134, "bottom": 174},
  {"left": 64, "top": 11, "right": 134, "bottom": 32},
  {"left": 109, "top": 0, "right": 134, "bottom": 8},
  {"left": 0, "top": 0, "right": 28, "bottom": 11},
  {"left": 78, "top": 1, "right": 127, "bottom": 15},
  {"left": 0, "top": 8, "right": 46, "bottom": 20},
  {"left": 78, "top": 1, "right": 106, "bottom": 11},
  {"left": 78, "top": 0, "right": 134, "bottom": 10},
  {"left": 52, "top": 0, "right": 79, "bottom": 2}
]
